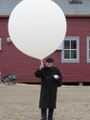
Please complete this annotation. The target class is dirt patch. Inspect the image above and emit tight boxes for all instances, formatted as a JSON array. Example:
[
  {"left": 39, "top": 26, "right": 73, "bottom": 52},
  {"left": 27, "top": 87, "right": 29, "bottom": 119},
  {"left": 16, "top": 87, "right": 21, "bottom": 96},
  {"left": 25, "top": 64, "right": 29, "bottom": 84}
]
[{"left": 0, "top": 84, "right": 90, "bottom": 120}]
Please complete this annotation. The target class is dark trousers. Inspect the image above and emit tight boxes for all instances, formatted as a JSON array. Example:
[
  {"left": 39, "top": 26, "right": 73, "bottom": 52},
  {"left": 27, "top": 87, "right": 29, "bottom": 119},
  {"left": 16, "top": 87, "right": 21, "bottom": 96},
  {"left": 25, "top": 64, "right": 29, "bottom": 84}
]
[{"left": 41, "top": 108, "right": 54, "bottom": 120}]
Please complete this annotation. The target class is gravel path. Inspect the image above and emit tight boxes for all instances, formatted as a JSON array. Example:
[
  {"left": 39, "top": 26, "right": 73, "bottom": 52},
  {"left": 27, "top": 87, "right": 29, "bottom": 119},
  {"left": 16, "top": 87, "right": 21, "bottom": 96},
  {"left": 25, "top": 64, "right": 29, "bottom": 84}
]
[{"left": 0, "top": 84, "right": 90, "bottom": 120}]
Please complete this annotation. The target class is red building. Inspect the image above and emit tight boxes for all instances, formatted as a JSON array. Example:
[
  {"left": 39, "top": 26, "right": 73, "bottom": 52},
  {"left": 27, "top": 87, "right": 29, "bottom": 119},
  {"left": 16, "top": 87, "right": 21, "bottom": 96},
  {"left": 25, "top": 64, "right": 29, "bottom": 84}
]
[{"left": 0, "top": 0, "right": 90, "bottom": 83}]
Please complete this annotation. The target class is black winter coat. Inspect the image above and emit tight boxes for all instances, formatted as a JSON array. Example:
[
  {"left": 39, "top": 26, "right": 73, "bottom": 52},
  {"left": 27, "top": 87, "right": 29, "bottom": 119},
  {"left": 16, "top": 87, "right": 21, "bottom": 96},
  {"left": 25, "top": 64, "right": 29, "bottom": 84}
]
[{"left": 35, "top": 66, "right": 63, "bottom": 109}]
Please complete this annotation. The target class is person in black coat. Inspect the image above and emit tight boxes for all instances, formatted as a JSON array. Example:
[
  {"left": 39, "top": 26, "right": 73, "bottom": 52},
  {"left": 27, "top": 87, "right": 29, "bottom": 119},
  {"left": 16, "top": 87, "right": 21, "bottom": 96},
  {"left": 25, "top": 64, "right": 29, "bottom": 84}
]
[{"left": 35, "top": 58, "right": 63, "bottom": 120}]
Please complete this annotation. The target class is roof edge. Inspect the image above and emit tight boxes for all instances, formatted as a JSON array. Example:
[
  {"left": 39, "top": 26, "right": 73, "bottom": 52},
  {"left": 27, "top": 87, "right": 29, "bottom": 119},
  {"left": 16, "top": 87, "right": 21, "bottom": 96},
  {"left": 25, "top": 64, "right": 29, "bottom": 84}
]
[
  {"left": 0, "top": 14, "right": 90, "bottom": 18},
  {"left": 66, "top": 14, "right": 90, "bottom": 18},
  {"left": 0, "top": 15, "right": 9, "bottom": 18}
]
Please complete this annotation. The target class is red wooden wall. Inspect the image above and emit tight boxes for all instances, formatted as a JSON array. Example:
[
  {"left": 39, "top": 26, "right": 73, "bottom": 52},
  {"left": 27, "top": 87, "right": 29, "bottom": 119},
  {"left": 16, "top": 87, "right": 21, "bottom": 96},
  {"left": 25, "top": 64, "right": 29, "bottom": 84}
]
[{"left": 0, "top": 16, "right": 90, "bottom": 83}]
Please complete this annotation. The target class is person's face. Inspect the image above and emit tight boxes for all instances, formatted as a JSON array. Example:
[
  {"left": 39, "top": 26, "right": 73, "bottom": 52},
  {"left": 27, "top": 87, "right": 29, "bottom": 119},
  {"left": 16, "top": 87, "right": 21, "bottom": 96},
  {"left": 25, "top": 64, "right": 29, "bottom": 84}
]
[{"left": 46, "top": 62, "right": 53, "bottom": 68}]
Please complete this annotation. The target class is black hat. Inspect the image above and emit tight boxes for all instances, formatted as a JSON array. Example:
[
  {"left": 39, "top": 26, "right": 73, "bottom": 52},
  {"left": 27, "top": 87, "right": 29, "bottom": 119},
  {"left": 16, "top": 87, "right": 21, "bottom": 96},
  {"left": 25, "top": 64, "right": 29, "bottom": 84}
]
[{"left": 46, "top": 58, "right": 54, "bottom": 63}]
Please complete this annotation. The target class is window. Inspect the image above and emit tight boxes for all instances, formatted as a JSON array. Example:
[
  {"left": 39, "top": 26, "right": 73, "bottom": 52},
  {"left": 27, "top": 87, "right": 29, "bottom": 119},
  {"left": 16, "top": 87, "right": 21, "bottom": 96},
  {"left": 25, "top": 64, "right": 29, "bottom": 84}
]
[
  {"left": 62, "top": 37, "right": 79, "bottom": 63},
  {"left": 87, "top": 37, "right": 90, "bottom": 63},
  {"left": 0, "top": 38, "right": 1, "bottom": 51},
  {"left": 69, "top": 0, "right": 82, "bottom": 4}
]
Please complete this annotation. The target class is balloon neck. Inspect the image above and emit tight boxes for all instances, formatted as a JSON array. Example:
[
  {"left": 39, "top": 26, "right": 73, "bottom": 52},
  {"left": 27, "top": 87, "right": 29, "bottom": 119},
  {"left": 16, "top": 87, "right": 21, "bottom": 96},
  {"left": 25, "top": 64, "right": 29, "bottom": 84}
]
[{"left": 40, "top": 59, "right": 43, "bottom": 65}]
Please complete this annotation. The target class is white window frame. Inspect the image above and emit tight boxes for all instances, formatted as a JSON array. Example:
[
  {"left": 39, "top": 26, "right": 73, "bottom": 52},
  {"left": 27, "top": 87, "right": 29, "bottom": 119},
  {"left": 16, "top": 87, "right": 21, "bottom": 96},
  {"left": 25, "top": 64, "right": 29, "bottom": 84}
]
[
  {"left": 61, "top": 37, "right": 79, "bottom": 63},
  {"left": 0, "top": 38, "right": 1, "bottom": 51},
  {"left": 57, "top": 42, "right": 63, "bottom": 50},
  {"left": 87, "top": 37, "right": 90, "bottom": 63}
]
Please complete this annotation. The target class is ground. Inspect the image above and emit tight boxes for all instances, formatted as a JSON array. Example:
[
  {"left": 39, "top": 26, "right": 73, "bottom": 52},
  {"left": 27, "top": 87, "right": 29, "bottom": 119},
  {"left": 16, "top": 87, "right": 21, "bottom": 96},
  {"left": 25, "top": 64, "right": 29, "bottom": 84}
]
[{"left": 0, "top": 84, "right": 90, "bottom": 120}]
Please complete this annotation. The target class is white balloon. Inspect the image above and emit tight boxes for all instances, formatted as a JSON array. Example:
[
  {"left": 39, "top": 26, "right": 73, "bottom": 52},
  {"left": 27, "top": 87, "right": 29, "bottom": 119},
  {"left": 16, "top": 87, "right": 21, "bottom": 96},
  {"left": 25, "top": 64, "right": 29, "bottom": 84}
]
[{"left": 8, "top": 0, "right": 67, "bottom": 60}]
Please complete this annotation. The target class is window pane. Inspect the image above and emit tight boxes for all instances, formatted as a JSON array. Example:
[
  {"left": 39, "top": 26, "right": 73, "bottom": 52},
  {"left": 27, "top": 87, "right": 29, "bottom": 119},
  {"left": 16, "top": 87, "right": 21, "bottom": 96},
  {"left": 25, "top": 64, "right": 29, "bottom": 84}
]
[
  {"left": 89, "top": 50, "right": 90, "bottom": 59},
  {"left": 89, "top": 40, "right": 90, "bottom": 49},
  {"left": 64, "top": 50, "right": 70, "bottom": 59},
  {"left": 71, "top": 50, "right": 77, "bottom": 59},
  {"left": 64, "top": 40, "right": 70, "bottom": 49},
  {"left": 71, "top": 40, "right": 76, "bottom": 49}
]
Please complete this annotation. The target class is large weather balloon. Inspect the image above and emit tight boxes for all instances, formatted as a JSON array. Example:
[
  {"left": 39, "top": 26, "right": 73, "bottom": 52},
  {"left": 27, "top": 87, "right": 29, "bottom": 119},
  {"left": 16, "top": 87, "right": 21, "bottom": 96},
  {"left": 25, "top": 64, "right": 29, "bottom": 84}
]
[{"left": 8, "top": 0, "right": 67, "bottom": 60}]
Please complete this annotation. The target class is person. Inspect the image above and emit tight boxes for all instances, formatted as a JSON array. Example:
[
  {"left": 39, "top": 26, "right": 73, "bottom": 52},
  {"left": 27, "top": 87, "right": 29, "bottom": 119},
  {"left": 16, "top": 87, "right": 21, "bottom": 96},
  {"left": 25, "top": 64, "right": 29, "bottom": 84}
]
[{"left": 35, "top": 58, "right": 63, "bottom": 120}]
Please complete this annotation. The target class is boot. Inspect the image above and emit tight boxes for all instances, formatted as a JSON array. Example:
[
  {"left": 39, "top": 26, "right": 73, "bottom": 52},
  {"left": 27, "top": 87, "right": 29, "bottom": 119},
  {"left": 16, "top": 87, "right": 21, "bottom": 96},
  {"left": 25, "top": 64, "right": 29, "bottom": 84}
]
[
  {"left": 48, "top": 108, "right": 54, "bottom": 120},
  {"left": 41, "top": 108, "right": 47, "bottom": 120}
]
